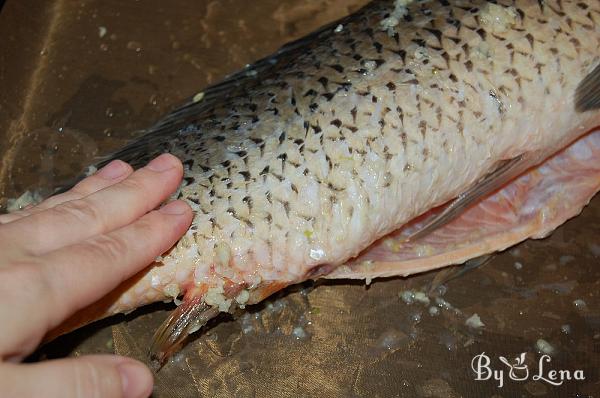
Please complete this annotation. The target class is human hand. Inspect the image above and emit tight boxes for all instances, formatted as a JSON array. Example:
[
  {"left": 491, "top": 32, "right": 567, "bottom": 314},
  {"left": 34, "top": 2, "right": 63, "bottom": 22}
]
[{"left": 0, "top": 153, "right": 193, "bottom": 398}]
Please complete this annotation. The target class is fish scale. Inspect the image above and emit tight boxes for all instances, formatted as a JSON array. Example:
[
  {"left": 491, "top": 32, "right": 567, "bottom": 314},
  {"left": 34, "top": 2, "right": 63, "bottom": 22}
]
[
  {"left": 161, "top": 0, "right": 597, "bottom": 284},
  {"left": 52, "top": 0, "right": 600, "bottom": 363}
]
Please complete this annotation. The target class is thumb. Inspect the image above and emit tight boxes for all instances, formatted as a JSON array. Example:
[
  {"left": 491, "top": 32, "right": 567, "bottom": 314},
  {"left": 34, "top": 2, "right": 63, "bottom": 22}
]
[{"left": 0, "top": 355, "right": 153, "bottom": 398}]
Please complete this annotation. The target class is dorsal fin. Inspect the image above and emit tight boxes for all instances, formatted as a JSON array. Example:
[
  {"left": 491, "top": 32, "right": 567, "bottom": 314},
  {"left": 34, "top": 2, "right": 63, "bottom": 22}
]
[
  {"left": 92, "top": 8, "right": 366, "bottom": 170},
  {"left": 575, "top": 63, "right": 600, "bottom": 112},
  {"left": 50, "top": 7, "right": 368, "bottom": 195}
]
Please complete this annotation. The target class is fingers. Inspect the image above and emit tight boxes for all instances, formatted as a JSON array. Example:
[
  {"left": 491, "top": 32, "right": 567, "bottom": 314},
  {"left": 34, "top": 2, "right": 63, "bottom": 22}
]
[
  {"left": 0, "top": 200, "right": 192, "bottom": 350},
  {"left": 0, "top": 160, "right": 133, "bottom": 224},
  {"left": 0, "top": 355, "right": 152, "bottom": 398},
  {"left": 1, "top": 154, "right": 184, "bottom": 255},
  {"left": 0, "top": 201, "right": 192, "bottom": 353},
  {"left": 56, "top": 160, "right": 134, "bottom": 205}
]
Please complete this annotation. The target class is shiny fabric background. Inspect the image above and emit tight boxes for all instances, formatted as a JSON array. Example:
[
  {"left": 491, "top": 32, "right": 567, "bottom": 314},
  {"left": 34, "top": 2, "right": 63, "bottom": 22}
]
[{"left": 0, "top": 1, "right": 598, "bottom": 396}]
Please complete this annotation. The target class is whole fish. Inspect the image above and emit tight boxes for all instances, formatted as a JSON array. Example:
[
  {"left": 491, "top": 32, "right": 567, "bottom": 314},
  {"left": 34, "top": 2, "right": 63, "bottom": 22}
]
[{"left": 52, "top": 0, "right": 600, "bottom": 365}]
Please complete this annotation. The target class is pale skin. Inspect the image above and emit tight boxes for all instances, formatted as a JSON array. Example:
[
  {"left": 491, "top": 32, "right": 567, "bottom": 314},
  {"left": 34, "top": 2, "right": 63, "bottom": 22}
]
[{"left": 0, "top": 153, "right": 193, "bottom": 398}]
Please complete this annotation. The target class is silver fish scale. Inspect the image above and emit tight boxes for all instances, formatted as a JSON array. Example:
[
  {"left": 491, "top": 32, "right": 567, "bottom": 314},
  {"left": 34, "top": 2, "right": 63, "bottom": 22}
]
[{"left": 110, "top": 0, "right": 599, "bottom": 309}]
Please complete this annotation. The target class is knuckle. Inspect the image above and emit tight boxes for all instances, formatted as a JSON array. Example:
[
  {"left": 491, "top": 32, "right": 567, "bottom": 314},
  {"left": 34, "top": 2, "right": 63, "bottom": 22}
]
[
  {"left": 133, "top": 215, "right": 157, "bottom": 233},
  {"left": 86, "top": 235, "right": 129, "bottom": 263},
  {"left": 69, "top": 182, "right": 91, "bottom": 197},
  {"left": 130, "top": 216, "right": 161, "bottom": 245},
  {"left": 72, "top": 360, "right": 120, "bottom": 398},
  {"left": 119, "top": 176, "right": 147, "bottom": 195},
  {"left": 53, "top": 199, "right": 102, "bottom": 225}
]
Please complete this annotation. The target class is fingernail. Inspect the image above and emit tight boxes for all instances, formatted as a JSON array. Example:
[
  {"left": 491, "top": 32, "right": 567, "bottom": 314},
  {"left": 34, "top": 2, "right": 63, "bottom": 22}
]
[
  {"left": 118, "top": 360, "right": 153, "bottom": 398},
  {"left": 97, "top": 160, "right": 128, "bottom": 180},
  {"left": 159, "top": 200, "right": 190, "bottom": 215},
  {"left": 147, "top": 154, "right": 176, "bottom": 172}
]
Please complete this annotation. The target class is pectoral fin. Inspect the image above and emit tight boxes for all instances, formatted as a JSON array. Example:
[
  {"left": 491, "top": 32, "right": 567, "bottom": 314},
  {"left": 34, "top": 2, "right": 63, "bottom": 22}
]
[
  {"left": 149, "top": 292, "right": 219, "bottom": 370},
  {"left": 575, "top": 63, "right": 600, "bottom": 112},
  {"left": 149, "top": 280, "right": 288, "bottom": 368},
  {"left": 326, "top": 130, "right": 600, "bottom": 281},
  {"left": 405, "top": 154, "right": 527, "bottom": 242}
]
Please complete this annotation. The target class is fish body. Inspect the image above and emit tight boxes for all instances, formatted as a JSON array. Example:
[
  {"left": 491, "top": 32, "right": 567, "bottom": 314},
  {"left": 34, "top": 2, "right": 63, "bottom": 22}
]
[{"left": 54, "top": 0, "right": 600, "bottom": 360}]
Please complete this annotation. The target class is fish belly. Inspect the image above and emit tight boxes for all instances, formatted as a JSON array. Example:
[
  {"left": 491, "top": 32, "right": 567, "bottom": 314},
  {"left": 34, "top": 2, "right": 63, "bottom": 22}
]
[{"left": 328, "top": 129, "right": 600, "bottom": 280}]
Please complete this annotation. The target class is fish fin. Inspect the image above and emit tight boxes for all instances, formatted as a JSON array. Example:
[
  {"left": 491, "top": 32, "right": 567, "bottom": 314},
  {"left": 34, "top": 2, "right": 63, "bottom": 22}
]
[
  {"left": 325, "top": 130, "right": 600, "bottom": 281},
  {"left": 53, "top": 7, "right": 370, "bottom": 194},
  {"left": 149, "top": 294, "right": 219, "bottom": 370},
  {"left": 575, "top": 63, "right": 600, "bottom": 112},
  {"left": 405, "top": 154, "right": 527, "bottom": 242},
  {"left": 91, "top": 8, "right": 366, "bottom": 171},
  {"left": 427, "top": 254, "right": 494, "bottom": 294}
]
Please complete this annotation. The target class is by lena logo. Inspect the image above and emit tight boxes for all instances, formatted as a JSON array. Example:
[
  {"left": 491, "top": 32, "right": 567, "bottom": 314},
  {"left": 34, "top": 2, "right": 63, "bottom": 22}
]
[{"left": 471, "top": 352, "right": 585, "bottom": 388}]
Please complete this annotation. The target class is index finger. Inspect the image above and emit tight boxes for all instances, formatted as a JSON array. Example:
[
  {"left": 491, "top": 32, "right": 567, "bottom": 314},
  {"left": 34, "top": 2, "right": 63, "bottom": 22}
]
[
  {"left": 0, "top": 154, "right": 183, "bottom": 255},
  {"left": 0, "top": 160, "right": 134, "bottom": 224}
]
